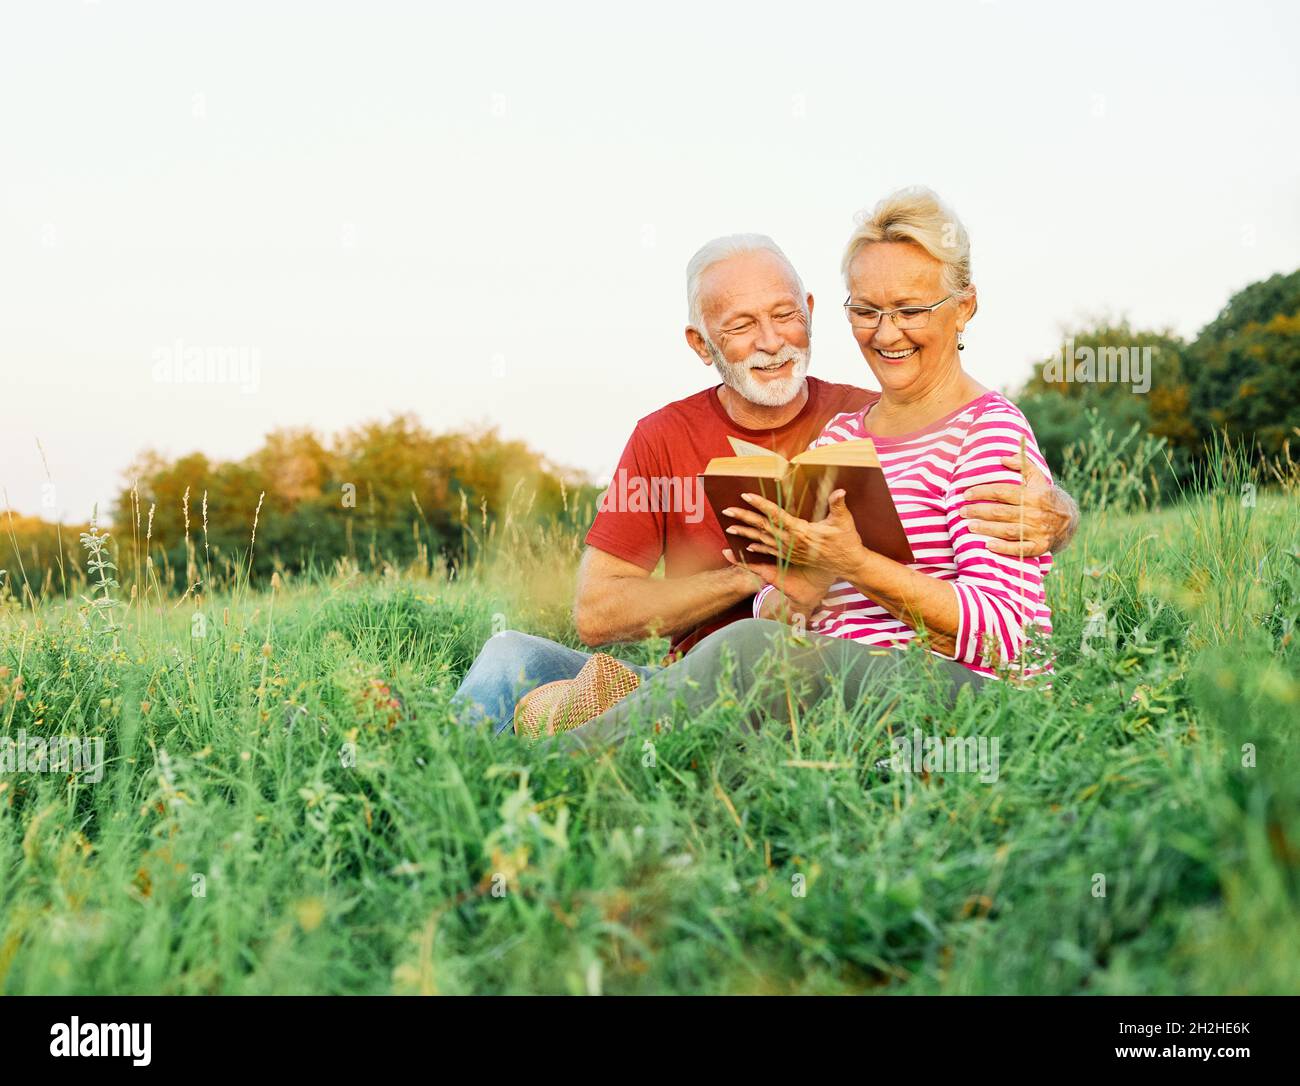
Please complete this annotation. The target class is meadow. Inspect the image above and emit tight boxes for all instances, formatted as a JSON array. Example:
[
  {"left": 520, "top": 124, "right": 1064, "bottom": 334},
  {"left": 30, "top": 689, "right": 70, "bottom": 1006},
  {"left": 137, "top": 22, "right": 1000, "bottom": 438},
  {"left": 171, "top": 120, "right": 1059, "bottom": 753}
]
[{"left": 0, "top": 438, "right": 1297, "bottom": 995}]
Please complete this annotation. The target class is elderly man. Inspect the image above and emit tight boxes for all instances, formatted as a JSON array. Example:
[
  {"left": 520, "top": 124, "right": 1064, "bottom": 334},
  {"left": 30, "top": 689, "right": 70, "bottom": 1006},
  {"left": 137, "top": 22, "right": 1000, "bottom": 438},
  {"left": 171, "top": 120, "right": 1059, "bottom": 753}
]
[{"left": 452, "top": 234, "right": 1078, "bottom": 734}]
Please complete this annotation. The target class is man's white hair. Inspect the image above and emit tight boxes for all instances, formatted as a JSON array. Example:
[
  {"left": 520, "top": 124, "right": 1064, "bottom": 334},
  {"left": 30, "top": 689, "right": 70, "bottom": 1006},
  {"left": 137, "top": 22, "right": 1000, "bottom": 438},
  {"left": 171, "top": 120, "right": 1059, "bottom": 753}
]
[{"left": 685, "top": 233, "right": 807, "bottom": 335}]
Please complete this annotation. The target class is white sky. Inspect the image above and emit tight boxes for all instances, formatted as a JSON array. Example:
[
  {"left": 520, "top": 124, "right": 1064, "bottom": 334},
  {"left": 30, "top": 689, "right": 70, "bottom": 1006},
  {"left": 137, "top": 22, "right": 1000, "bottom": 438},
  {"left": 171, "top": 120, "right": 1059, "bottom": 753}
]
[{"left": 3, "top": 0, "right": 1298, "bottom": 521}]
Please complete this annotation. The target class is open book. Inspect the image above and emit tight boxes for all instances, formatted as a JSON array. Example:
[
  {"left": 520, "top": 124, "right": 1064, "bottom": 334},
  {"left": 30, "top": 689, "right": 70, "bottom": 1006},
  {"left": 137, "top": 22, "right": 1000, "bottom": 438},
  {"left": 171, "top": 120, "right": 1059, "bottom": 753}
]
[{"left": 699, "top": 436, "right": 914, "bottom": 566}]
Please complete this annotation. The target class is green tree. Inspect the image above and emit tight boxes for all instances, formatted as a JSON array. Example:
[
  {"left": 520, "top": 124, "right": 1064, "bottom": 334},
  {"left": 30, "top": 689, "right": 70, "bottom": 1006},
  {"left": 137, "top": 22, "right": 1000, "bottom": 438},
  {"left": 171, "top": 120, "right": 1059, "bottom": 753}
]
[
  {"left": 1017, "top": 319, "right": 1189, "bottom": 485},
  {"left": 113, "top": 415, "right": 588, "bottom": 588},
  {"left": 1187, "top": 270, "right": 1300, "bottom": 456}
]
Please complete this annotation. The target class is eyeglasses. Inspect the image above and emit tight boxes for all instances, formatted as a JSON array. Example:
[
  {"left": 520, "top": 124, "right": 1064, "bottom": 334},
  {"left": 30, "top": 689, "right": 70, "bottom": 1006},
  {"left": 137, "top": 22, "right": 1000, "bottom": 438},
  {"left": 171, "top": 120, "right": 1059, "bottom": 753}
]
[{"left": 843, "top": 294, "right": 954, "bottom": 330}]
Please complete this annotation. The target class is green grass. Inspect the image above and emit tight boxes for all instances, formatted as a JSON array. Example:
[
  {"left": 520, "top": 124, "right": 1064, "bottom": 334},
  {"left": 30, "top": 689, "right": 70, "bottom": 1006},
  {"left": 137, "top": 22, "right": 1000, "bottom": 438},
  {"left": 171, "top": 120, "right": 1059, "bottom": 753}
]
[{"left": 0, "top": 474, "right": 1297, "bottom": 994}]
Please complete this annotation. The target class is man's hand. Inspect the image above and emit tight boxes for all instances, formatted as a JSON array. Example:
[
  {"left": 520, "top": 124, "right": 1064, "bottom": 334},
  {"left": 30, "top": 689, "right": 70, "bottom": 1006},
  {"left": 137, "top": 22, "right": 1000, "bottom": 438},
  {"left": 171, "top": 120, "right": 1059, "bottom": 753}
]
[
  {"left": 960, "top": 453, "right": 1079, "bottom": 557},
  {"left": 573, "top": 546, "right": 762, "bottom": 646},
  {"left": 722, "top": 489, "right": 867, "bottom": 580},
  {"left": 721, "top": 547, "right": 836, "bottom": 619}
]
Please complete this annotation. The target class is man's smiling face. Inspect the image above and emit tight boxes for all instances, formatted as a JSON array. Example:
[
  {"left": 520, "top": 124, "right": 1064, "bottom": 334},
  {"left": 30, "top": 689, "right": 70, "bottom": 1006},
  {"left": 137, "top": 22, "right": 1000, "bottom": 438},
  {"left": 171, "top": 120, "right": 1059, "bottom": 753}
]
[{"left": 695, "top": 249, "right": 813, "bottom": 407}]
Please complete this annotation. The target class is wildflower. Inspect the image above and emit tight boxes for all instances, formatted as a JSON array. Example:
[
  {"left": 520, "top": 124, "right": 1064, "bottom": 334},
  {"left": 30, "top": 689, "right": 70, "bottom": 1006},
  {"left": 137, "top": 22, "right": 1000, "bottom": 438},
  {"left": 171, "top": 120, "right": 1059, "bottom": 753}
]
[{"left": 294, "top": 898, "right": 326, "bottom": 932}]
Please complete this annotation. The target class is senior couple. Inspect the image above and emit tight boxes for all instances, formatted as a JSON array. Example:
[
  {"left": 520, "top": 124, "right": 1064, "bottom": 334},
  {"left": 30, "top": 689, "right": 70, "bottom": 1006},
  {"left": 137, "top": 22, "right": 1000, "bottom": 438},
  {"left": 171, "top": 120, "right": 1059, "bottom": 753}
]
[{"left": 453, "top": 187, "right": 1074, "bottom": 745}]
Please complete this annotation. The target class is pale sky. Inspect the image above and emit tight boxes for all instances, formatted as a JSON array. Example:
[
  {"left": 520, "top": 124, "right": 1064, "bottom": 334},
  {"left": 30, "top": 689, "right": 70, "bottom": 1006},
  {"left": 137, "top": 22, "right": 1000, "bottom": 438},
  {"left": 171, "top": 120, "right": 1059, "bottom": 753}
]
[{"left": 3, "top": 0, "right": 1298, "bottom": 522}]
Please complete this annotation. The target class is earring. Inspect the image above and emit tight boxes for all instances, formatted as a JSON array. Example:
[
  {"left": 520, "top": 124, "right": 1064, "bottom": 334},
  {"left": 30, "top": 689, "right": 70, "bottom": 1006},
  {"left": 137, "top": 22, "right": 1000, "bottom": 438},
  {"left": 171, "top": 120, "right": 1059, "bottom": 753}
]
[{"left": 957, "top": 331, "right": 965, "bottom": 351}]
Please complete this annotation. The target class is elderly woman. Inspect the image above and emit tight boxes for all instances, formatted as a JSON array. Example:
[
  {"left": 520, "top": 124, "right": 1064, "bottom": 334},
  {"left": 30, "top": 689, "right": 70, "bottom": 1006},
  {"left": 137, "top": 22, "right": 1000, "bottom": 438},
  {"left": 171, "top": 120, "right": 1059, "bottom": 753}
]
[{"left": 562, "top": 187, "right": 1054, "bottom": 749}]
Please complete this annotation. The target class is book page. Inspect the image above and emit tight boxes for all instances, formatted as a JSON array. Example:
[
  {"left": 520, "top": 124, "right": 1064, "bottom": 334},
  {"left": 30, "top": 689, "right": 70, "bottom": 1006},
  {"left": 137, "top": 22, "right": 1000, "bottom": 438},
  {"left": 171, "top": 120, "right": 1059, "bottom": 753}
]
[
  {"left": 791, "top": 437, "right": 880, "bottom": 468},
  {"left": 701, "top": 456, "right": 789, "bottom": 479},
  {"left": 727, "top": 435, "right": 787, "bottom": 468}
]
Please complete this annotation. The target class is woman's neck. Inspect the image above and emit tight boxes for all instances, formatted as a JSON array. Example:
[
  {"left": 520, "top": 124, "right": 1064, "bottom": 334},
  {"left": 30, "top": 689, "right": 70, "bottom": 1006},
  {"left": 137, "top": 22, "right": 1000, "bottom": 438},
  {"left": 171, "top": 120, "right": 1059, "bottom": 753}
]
[{"left": 867, "top": 361, "right": 985, "bottom": 436}]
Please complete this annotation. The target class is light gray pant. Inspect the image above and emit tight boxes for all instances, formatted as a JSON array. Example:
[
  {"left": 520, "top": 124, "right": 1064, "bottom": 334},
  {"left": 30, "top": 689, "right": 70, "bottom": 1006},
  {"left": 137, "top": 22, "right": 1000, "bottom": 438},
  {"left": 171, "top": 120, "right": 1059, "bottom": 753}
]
[{"left": 560, "top": 618, "right": 983, "bottom": 750}]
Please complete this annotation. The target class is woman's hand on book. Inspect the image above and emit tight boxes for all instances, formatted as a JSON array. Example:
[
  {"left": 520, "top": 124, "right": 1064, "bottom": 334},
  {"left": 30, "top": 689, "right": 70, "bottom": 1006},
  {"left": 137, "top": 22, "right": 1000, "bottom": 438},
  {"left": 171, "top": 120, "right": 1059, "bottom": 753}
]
[{"left": 723, "top": 489, "right": 867, "bottom": 582}]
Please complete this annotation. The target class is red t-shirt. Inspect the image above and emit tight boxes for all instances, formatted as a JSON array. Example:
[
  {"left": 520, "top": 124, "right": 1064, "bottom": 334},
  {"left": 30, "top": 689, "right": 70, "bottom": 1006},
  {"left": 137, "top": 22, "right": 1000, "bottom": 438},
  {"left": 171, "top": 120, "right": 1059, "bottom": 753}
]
[{"left": 585, "top": 376, "right": 878, "bottom": 658}]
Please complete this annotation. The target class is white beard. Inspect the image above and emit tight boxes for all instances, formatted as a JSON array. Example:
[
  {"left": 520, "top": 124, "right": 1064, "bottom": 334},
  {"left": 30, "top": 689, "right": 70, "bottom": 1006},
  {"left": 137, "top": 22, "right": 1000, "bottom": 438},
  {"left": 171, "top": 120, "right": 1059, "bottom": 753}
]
[{"left": 707, "top": 340, "right": 811, "bottom": 407}]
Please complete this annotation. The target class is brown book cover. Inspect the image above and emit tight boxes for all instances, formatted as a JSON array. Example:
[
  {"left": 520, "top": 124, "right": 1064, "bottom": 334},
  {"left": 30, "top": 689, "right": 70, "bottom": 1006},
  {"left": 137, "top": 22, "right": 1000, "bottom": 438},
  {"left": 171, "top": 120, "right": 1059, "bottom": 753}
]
[{"left": 699, "top": 436, "right": 914, "bottom": 567}]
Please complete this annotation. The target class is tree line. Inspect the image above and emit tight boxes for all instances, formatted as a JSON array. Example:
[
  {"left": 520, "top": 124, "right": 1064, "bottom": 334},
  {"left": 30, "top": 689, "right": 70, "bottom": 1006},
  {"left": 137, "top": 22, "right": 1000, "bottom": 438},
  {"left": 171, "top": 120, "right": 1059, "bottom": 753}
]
[
  {"left": 1018, "top": 267, "right": 1300, "bottom": 492},
  {"left": 3, "top": 416, "right": 598, "bottom": 600},
  {"left": 3, "top": 267, "right": 1296, "bottom": 600}
]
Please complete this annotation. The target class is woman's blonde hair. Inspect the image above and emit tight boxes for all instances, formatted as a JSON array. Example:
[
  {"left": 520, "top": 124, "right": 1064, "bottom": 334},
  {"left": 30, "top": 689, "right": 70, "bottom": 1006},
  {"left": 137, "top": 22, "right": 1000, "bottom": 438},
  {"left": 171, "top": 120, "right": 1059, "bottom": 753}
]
[{"left": 841, "top": 186, "right": 974, "bottom": 303}]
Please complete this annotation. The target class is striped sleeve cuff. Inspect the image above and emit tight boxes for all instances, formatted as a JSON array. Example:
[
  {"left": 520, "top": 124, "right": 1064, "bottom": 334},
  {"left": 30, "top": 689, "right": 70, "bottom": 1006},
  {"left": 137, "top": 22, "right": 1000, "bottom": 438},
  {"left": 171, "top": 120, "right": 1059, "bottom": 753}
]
[
  {"left": 929, "top": 581, "right": 975, "bottom": 664},
  {"left": 753, "top": 583, "right": 777, "bottom": 619},
  {"left": 949, "top": 582, "right": 976, "bottom": 663}
]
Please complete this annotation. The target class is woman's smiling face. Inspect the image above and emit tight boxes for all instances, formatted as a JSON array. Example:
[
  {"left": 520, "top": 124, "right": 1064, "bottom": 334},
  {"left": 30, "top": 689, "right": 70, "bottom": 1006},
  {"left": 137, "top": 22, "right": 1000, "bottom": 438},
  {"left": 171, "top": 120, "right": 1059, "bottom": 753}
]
[{"left": 845, "top": 241, "right": 974, "bottom": 397}]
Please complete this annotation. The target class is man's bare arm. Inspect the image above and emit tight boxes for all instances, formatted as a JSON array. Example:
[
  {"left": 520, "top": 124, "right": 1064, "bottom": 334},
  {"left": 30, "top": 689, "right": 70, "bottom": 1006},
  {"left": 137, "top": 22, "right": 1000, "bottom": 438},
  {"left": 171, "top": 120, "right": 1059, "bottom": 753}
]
[{"left": 573, "top": 546, "right": 761, "bottom": 647}]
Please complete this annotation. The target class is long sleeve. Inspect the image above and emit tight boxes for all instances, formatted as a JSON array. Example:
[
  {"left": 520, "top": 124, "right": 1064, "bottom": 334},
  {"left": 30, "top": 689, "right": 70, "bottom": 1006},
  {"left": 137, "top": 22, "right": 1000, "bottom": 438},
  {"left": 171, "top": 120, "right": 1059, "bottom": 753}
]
[{"left": 940, "top": 406, "right": 1053, "bottom": 670}]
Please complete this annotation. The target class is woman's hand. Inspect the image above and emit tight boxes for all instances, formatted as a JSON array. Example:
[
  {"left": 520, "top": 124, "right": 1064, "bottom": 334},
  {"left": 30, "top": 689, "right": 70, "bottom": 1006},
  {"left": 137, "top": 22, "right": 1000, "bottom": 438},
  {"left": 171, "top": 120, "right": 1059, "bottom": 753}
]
[{"left": 722, "top": 489, "right": 867, "bottom": 582}]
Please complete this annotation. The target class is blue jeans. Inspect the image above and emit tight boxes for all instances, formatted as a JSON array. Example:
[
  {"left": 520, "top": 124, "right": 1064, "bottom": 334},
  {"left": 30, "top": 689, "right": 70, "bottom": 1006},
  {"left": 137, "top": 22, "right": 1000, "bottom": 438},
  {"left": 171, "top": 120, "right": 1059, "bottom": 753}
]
[{"left": 451, "top": 630, "right": 662, "bottom": 736}]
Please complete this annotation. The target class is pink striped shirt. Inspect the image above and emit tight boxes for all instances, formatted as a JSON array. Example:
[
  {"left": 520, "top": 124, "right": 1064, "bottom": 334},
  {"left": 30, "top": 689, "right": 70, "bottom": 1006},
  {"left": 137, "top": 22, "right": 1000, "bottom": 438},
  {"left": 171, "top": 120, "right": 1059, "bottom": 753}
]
[{"left": 791, "top": 390, "right": 1053, "bottom": 680}]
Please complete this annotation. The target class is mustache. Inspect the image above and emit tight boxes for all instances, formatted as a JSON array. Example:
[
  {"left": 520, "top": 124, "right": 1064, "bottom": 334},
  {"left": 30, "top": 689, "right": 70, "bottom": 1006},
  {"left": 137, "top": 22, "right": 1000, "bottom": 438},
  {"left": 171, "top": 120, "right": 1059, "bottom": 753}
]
[{"left": 743, "top": 344, "right": 807, "bottom": 368}]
